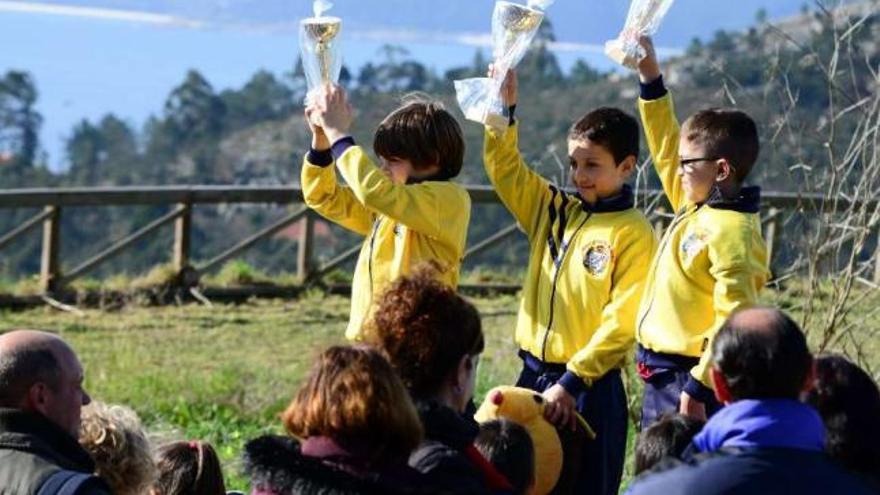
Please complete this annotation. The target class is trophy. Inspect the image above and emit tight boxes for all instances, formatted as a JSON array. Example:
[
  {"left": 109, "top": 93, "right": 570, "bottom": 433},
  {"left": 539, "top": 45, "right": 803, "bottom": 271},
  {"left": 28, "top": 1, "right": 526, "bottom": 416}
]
[
  {"left": 299, "top": 1, "right": 343, "bottom": 104},
  {"left": 455, "top": 0, "right": 553, "bottom": 130},
  {"left": 605, "top": 0, "right": 674, "bottom": 69}
]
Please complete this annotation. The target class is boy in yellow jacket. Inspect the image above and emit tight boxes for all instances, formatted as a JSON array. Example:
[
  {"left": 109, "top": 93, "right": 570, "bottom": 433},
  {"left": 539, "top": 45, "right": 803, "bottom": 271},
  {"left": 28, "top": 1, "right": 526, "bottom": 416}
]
[
  {"left": 485, "top": 69, "right": 656, "bottom": 495},
  {"left": 302, "top": 85, "right": 471, "bottom": 340},
  {"left": 634, "top": 37, "right": 770, "bottom": 428}
]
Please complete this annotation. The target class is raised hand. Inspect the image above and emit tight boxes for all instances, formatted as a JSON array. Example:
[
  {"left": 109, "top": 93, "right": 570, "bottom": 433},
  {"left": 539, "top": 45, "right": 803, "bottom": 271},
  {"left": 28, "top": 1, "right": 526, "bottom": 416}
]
[
  {"left": 304, "top": 106, "right": 330, "bottom": 151},
  {"left": 489, "top": 64, "right": 518, "bottom": 108},
  {"left": 312, "top": 83, "right": 354, "bottom": 144},
  {"left": 637, "top": 35, "right": 662, "bottom": 84}
]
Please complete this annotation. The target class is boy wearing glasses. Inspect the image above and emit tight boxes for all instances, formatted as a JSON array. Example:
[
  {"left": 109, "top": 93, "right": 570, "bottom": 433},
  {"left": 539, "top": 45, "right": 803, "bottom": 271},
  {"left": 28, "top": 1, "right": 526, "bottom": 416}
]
[{"left": 634, "top": 37, "right": 770, "bottom": 428}]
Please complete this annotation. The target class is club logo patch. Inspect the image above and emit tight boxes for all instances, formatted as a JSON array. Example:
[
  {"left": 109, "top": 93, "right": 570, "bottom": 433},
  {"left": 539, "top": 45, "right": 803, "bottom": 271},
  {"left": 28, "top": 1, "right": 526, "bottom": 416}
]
[
  {"left": 583, "top": 241, "right": 613, "bottom": 276},
  {"left": 681, "top": 230, "right": 709, "bottom": 262}
]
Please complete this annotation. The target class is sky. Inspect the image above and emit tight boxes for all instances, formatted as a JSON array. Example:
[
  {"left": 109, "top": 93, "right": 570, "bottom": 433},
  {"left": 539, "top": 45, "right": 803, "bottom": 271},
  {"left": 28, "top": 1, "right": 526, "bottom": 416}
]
[{"left": 0, "top": 0, "right": 842, "bottom": 170}]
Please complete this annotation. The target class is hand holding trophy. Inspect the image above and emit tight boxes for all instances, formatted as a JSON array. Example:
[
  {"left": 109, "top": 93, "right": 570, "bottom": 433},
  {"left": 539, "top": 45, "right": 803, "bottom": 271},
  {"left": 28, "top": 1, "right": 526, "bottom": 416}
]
[
  {"left": 605, "top": 0, "right": 674, "bottom": 70},
  {"left": 300, "top": 0, "right": 343, "bottom": 105},
  {"left": 454, "top": 0, "right": 554, "bottom": 130}
]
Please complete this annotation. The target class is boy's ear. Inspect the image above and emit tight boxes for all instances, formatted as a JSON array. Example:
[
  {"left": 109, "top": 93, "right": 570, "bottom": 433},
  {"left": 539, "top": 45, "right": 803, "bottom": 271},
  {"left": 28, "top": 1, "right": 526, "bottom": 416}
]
[
  {"left": 715, "top": 158, "right": 734, "bottom": 183},
  {"left": 618, "top": 155, "right": 637, "bottom": 178}
]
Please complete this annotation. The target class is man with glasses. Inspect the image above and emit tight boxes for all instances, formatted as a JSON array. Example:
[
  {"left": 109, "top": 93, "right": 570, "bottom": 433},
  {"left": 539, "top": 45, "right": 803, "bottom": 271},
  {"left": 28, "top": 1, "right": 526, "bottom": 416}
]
[{"left": 632, "top": 36, "right": 770, "bottom": 429}]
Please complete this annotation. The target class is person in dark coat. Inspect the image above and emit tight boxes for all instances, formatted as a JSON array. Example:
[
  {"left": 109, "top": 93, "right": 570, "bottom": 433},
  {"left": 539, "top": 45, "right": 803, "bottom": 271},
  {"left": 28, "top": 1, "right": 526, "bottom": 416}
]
[
  {"left": 804, "top": 353, "right": 880, "bottom": 490},
  {"left": 251, "top": 345, "right": 430, "bottom": 495},
  {"left": 0, "top": 329, "right": 111, "bottom": 495},
  {"left": 369, "top": 270, "right": 513, "bottom": 494},
  {"left": 626, "top": 307, "right": 876, "bottom": 495}
]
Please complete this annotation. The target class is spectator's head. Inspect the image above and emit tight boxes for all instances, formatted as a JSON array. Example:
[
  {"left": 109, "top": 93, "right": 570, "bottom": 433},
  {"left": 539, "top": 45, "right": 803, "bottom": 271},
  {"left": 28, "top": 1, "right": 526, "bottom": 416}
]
[
  {"left": 0, "top": 330, "right": 91, "bottom": 437},
  {"left": 804, "top": 354, "right": 880, "bottom": 479},
  {"left": 282, "top": 345, "right": 423, "bottom": 464},
  {"left": 152, "top": 440, "right": 226, "bottom": 495},
  {"left": 373, "top": 94, "right": 465, "bottom": 184},
  {"left": 475, "top": 419, "right": 535, "bottom": 495},
  {"left": 635, "top": 413, "right": 705, "bottom": 475},
  {"left": 567, "top": 107, "right": 640, "bottom": 204},
  {"left": 79, "top": 402, "right": 157, "bottom": 495},
  {"left": 369, "top": 269, "right": 484, "bottom": 413},
  {"left": 710, "top": 307, "right": 814, "bottom": 404},
  {"left": 679, "top": 108, "right": 759, "bottom": 203}
]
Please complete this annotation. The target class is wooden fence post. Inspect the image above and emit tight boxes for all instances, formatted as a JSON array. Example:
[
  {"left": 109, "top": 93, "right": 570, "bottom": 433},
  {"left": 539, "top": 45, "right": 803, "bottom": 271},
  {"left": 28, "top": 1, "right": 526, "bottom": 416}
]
[
  {"left": 297, "top": 211, "right": 315, "bottom": 281},
  {"left": 40, "top": 206, "right": 61, "bottom": 293},
  {"left": 174, "top": 203, "right": 192, "bottom": 272}
]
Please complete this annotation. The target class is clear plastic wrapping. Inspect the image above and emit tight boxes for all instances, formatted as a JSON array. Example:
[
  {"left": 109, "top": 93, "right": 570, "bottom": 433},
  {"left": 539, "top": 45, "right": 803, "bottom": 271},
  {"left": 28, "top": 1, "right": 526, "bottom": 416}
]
[
  {"left": 454, "top": 0, "right": 552, "bottom": 130},
  {"left": 604, "top": 0, "right": 674, "bottom": 69}
]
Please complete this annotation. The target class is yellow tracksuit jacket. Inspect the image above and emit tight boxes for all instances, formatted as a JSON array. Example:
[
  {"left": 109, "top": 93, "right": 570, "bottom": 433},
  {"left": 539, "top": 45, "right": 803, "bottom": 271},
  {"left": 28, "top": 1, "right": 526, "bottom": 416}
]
[
  {"left": 637, "top": 91, "right": 770, "bottom": 394},
  {"left": 485, "top": 123, "right": 656, "bottom": 391},
  {"left": 301, "top": 144, "right": 471, "bottom": 340}
]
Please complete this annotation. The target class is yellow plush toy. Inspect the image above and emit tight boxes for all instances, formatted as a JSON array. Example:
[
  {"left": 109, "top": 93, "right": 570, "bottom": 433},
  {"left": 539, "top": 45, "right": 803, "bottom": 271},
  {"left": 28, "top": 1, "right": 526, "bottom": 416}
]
[{"left": 475, "top": 386, "right": 595, "bottom": 495}]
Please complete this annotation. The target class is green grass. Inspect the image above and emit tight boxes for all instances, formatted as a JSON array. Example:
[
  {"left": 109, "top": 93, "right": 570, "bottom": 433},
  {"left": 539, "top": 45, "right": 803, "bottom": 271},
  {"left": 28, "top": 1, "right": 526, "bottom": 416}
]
[{"left": 1, "top": 283, "right": 877, "bottom": 492}]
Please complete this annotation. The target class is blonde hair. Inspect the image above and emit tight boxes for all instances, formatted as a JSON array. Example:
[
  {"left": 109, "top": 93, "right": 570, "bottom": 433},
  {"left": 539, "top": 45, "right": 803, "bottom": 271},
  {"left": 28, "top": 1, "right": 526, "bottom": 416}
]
[
  {"left": 282, "top": 345, "right": 423, "bottom": 463},
  {"left": 79, "top": 402, "right": 157, "bottom": 495}
]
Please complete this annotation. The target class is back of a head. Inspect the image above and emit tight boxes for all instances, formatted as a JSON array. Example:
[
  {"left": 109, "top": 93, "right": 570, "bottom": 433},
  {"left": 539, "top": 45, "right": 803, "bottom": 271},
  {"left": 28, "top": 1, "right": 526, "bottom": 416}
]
[
  {"left": 682, "top": 108, "right": 759, "bottom": 183},
  {"left": 368, "top": 269, "right": 484, "bottom": 399},
  {"left": 805, "top": 354, "right": 880, "bottom": 478},
  {"left": 475, "top": 419, "right": 535, "bottom": 495},
  {"left": 569, "top": 107, "right": 640, "bottom": 164},
  {"left": 712, "top": 307, "right": 812, "bottom": 401},
  {"left": 373, "top": 94, "right": 465, "bottom": 180},
  {"left": 635, "top": 413, "right": 705, "bottom": 475},
  {"left": 79, "top": 402, "right": 157, "bottom": 495},
  {"left": 0, "top": 330, "right": 64, "bottom": 408},
  {"left": 282, "top": 344, "right": 423, "bottom": 463},
  {"left": 153, "top": 441, "right": 226, "bottom": 495}
]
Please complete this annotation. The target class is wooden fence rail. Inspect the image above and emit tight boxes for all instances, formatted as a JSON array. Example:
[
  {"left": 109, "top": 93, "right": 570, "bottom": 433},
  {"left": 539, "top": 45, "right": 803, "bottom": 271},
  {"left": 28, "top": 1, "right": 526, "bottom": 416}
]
[{"left": 0, "top": 185, "right": 878, "bottom": 295}]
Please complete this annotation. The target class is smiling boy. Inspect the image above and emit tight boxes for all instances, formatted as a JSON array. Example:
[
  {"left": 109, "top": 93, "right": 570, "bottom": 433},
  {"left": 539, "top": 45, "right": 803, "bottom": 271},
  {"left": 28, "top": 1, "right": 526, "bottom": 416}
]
[
  {"left": 483, "top": 69, "right": 656, "bottom": 495},
  {"left": 634, "top": 37, "right": 770, "bottom": 429}
]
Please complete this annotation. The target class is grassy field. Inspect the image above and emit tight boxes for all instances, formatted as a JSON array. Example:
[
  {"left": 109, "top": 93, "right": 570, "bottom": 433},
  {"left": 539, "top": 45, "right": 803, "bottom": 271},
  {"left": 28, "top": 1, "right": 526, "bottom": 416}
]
[{"left": 1, "top": 284, "right": 877, "bottom": 492}]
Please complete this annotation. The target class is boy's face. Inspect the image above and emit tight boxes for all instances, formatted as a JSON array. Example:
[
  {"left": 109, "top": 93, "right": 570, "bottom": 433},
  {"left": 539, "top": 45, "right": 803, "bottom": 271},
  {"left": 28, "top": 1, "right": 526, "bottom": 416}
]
[
  {"left": 380, "top": 156, "right": 440, "bottom": 185},
  {"left": 679, "top": 136, "right": 723, "bottom": 204},
  {"left": 567, "top": 138, "right": 634, "bottom": 205}
]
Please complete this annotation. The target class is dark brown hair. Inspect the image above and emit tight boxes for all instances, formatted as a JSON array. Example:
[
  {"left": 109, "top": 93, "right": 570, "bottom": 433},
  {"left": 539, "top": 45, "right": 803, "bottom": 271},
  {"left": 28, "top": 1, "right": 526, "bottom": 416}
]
[
  {"left": 682, "top": 108, "right": 760, "bottom": 182},
  {"left": 568, "top": 107, "right": 640, "bottom": 164},
  {"left": 475, "top": 419, "right": 535, "bottom": 495},
  {"left": 373, "top": 95, "right": 465, "bottom": 180},
  {"left": 153, "top": 440, "right": 226, "bottom": 495},
  {"left": 282, "top": 345, "right": 423, "bottom": 462},
  {"left": 368, "top": 268, "right": 484, "bottom": 399},
  {"left": 635, "top": 413, "right": 705, "bottom": 475}
]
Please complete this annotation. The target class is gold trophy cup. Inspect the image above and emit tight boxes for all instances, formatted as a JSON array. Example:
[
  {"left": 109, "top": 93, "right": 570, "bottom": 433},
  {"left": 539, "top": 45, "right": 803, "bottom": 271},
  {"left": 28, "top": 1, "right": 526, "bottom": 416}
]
[
  {"left": 494, "top": 2, "right": 544, "bottom": 61},
  {"left": 300, "top": 16, "right": 342, "bottom": 83}
]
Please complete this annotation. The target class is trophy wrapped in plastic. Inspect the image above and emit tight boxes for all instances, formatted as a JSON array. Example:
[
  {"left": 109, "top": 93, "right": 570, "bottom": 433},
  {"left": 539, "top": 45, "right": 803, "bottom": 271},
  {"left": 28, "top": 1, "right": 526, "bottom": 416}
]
[
  {"left": 454, "top": 0, "right": 553, "bottom": 130},
  {"left": 299, "top": 0, "right": 342, "bottom": 105},
  {"left": 605, "top": 0, "right": 674, "bottom": 69}
]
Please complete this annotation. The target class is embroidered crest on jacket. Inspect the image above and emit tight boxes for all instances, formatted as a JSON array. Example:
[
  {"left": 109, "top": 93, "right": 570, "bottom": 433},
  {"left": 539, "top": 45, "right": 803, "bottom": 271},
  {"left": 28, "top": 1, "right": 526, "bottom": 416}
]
[
  {"left": 681, "top": 230, "right": 709, "bottom": 262},
  {"left": 583, "top": 241, "right": 613, "bottom": 276}
]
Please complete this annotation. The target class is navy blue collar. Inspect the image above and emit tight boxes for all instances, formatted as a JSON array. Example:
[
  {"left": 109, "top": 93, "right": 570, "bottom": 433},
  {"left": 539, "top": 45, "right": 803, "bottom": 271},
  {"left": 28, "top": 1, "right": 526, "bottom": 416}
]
[
  {"left": 703, "top": 185, "right": 762, "bottom": 213},
  {"left": 693, "top": 399, "right": 825, "bottom": 453},
  {"left": 577, "top": 184, "right": 635, "bottom": 213}
]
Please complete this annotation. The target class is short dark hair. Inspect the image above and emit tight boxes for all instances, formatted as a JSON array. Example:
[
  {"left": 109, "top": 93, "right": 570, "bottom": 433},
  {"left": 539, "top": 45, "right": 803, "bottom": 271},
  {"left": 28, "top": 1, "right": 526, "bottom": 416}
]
[
  {"left": 369, "top": 267, "right": 484, "bottom": 399},
  {"left": 0, "top": 344, "right": 61, "bottom": 407},
  {"left": 635, "top": 413, "right": 705, "bottom": 475},
  {"left": 805, "top": 354, "right": 880, "bottom": 478},
  {"left": 373, "top": 95, "right": 465, "bottom": 180},
  {"left": 712, "top": 307, "right": 812, "bottom": 401},
  {"left": 682, "top": 109, "right": 760, "bottom": 183},
  {"left": 568, "top": 107, "right": 640, "bottom": 165},
  {"left": 475, "top": 419, "right": 535, "bottom": 495}
]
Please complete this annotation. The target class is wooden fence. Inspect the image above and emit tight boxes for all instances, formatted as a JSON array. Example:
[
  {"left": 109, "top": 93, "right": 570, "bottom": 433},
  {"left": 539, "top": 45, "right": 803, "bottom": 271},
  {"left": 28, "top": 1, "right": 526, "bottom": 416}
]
[{"left": 0, "top": 185, "right": 877, "bottom": 296}]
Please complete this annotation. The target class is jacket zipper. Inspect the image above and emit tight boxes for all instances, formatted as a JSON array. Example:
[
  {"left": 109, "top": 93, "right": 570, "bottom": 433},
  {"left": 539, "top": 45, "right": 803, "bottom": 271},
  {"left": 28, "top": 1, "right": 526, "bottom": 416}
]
[
  {"left": 367, "top": 218, "right": 381, "bottom": 301},
  {"left": 636, "top": 205, "right": 700, "bottom": 342},
  {"left": 540, "top": 213, "right": 592, "bottom": 362}
]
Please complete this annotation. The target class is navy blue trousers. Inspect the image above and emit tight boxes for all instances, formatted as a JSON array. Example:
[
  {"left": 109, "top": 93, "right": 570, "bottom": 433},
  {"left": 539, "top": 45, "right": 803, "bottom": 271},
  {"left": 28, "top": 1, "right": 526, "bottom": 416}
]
[
  {"left": 639, "top": 369, "right": 722, "bottom": 430},
  {"left": 516, "top": 358, "right": 627, "bottom": 495}
]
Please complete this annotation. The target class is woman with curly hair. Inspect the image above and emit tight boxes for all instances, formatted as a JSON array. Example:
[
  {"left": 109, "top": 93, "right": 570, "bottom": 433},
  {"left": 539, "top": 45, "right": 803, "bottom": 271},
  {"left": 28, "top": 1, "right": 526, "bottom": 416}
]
[
  {"left": 368, "top": 269, "right": 512, "bottom": 494},
  {"left": 243, "top": 344, "right": 427, "bottom": 494},
  {"left": 79, "top": 402, "right": 157, "bottom": 495}
]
